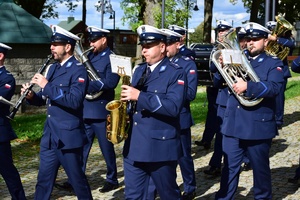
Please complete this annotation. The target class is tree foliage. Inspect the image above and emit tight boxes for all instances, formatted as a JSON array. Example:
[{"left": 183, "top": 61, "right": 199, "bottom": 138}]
[
  {"left": 230, "top": 0, "right": 300, "bottom": 25},
  {"left": 120, "top": 0, "right": 193, "bottom": 32},
  {"left": 14, "top": 0, "right": 79, "bottom": 20}
]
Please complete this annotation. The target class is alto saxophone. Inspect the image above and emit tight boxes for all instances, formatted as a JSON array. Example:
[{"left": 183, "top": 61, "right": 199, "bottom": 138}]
[{"left": 105, "top": 75, "right": 130, "bottom": 144}]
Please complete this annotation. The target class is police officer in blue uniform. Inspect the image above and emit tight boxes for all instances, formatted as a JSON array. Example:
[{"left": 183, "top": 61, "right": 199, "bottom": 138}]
[
  {"left": 266, "top": 20, "right": 295, "bottom": 129},
  {"left": 215, "top": 22, "right": 284, "bottom": 200},
  {"left": 164, "top": 28, "right": 197, "bottom": 199},
  {"left": 195, "top": 20, "right": 232, "bottom": 150},
  {"left": 145, "top": 28, "right": 197, "bottom": 199},
  {"left": 121, "top": 25, "right": 187, "bottom": 200},
  {"left": 22, "top": 25, "right": 93, "bottom": 200},
  {"left": 168, "top": 25, "right": 196, "bottom": 60},
  {"left": 288, "top": 55, "right": 300, "bottom": 184},
  {"left": 0, "top": 43, "right": 27, "bottom": 200},
  {"left": 83, "top": 26, "right": 120, "bottom": 192}
]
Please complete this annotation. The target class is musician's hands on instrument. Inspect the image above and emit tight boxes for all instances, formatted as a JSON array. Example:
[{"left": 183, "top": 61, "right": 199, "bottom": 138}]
[
  {"left": 233, "top": 77, "right": 247, "bottom": 95},
  {"left": 120, "top": 85, "right": 140, "bottom": 101},
  {"left": 268, "top": 34, "right": 277, "bottom": 41},
  {"left": 31, "top": 73, "right": 48, "bottom": 89},
  {"left": 21, "top": 83, "right": 34, "bottom": 99}
]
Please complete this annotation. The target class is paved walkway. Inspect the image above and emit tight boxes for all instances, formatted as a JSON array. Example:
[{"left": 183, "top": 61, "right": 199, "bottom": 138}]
[{"left": 1, "top": 95, "right": 300, "bottom": 199}]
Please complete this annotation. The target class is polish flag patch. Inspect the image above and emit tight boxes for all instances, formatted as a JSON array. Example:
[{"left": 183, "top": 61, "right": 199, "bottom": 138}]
[
  {"left": 189, "top": 70, "right": 196, "bottom": 74},
  {"left": 178, "top": 80, "right": 185, "bottom": 85},
  {"left": 78, "top": 78, "right": 85, "bottom": 83},
  {"left": 5, "top": 84, "right": 11, "bottom": 89},
  {"left": 276, "top": 67, "right": 283, "bottom": 72}
]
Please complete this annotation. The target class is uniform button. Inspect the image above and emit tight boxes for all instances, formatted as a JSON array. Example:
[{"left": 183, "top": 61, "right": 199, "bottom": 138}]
[
  {"left": 262, "top": 119, "right": 265, "bottom": 121},
  {"left": 237, "top": 106, "right": 240, "bottom": 108},
  {"left": 49, "top": 104, "right": 51, "bottom": 106},
  {"left": 155, "top": 90, "right": 157, "bottom": 93},
  {"left": 135, "top": 112, "right": 138, "bottom": 114},
  {"left": 162, "top": 136, "right": 165, "bottom": 140},
  {"left": 134, "top": 122, "right": 137, "bottom": 125},
  {"left": 60, "top": 84, "right": 62, "bottom": 86},
  {"left": 101, "top": 102, "right": 103, "bottom": 104},
  {"left": 48, "top": 115, "right": 51, "bottom": 117}
]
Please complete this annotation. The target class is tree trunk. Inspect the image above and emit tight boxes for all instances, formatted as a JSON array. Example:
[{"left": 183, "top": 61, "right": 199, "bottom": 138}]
[{"left": 203, "top": 0, "right": 213, "bottom": 43}]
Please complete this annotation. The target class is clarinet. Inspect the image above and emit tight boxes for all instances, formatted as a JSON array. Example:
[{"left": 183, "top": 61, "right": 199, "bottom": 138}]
[{"left": 7, "top": 54, "right": 53, "bottom": 120}]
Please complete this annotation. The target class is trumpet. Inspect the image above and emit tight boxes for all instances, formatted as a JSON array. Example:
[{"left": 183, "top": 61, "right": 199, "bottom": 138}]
[{"left": 7, "top": 54, "right": 53, "bottom": 120}]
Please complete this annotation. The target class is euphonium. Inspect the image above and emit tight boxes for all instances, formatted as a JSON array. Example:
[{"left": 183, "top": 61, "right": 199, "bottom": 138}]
[
  {"left": 211, "top": 28, "right": 263, "bottom": 107},
  {"left": 265, "top": 15, "right": 294, "bottom": 60},
  {"left": 105, "top": 75, "right": 130, "bottom": 144},
  {"left": 74, "top": 33, "right": 103, "bottom": 100}
]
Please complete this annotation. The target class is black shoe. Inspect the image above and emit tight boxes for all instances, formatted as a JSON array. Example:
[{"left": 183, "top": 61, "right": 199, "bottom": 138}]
[
  {"left": 182, "top": 191, "right": 196, "bottom": 200},
  {"left": 204, "top": 167, "right": 221, "bottom": 176},
  {"left": 288, "top": 177, "right": 299, "bottom": 184},
  {"left": 242, "top": 163, "right": 252, "bottom": 171},
  {"left": 99, "top": 182, "right": 119, "bottom": 193},
  {"left": 54, "top": 182, "right": 73, "bottom": 191},
  {"left": 194, "top": 140, "right": 211, "bottom": 149}
]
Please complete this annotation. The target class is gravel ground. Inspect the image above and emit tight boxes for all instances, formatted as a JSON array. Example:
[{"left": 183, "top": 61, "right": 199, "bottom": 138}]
[{"left": 1, "top": 93, "right": 300, "bottom": 200}]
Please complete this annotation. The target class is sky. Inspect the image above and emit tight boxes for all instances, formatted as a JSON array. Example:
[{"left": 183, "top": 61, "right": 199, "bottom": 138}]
[{"left": 43, "top": 0, "right": 250, "bottom": 31}]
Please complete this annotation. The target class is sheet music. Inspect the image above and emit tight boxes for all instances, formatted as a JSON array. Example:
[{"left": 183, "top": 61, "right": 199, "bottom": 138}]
[
  {"left": 221, "top": 49, "right": 242, "bottom": 65},
  {"left": 109, "top": 54, "right": 132, "bottom": 77}
]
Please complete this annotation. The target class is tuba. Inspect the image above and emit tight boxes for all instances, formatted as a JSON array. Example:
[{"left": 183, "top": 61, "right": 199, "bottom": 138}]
[
  {"left": 265, "top": 15, "right": 294, "bottom": 60},
  {"left": 74, "top": 33, "right": 103, "bottom": 100},
  {"left": 211, "top": 28, "right": 263, "bottom": 107}
]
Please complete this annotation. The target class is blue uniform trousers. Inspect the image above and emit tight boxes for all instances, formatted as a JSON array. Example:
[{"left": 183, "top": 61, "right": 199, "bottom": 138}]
[
  {"left": 178, "top": 128, "right": 196, "bottom": 193},
  {"left": 208, "top": 105, "right": 225, "bottom": 168},
  {"left": 124, "top": 158, "right": 180, "bottom": 200},
  {"left": 275, "top": 78, "right": 287, "bottom": 127},
  {"left": 202, "top": 86, "right": 219, "bottom": 143},
  {"left": 0, "top": 142, "right": 26, "bottom": 200},
  {"left": 146, "top": 128, "right": 196, "bottom": 199},
  {"left": 215, "top": 135, "right": 272, "bottom": 200},
  {"left": 83, "top": 119, "right": 118, "bottom": 185},
  {"left": 34, "top": 145, "right": 92, "bottom": 200}
]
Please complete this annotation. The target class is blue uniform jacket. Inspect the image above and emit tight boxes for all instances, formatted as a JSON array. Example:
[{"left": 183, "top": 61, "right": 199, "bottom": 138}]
[
  {"left": 171, "top": 54, "right": 197, "bottom": 129},
  {"left": 123, "top": 57, "right": 187, "bottom": 162},
  {"left": 180, "top": 45, "right": 196, "bottom": 60},
  {"left": 291, "top": 56, "right": 300, "bottom": 73},
  {"left": 83, "top": 47, "right": 120, "bottom": 119},
  {"left": 277, "top": 37, "right": 295, "bottom": 78},
  {"left": 0, "top": 67, "right": 17, "bottom": 142},
  {"left": 27, "top": 56, "right": 88, "bottom": 149},
  {"left": 221, "top": 52, "right": 284, "bottom": 140}
]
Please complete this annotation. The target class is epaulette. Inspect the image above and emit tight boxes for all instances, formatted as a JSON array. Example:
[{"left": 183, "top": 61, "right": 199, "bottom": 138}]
[
  {"left": 169, "top": 62, "right": 182, "bottom": 69},
  {"left": 76, "top": 62, "right": 83, "bottom": 66},
  {"left": 136, "top": 62, "right": 147, "bottom": 68}
]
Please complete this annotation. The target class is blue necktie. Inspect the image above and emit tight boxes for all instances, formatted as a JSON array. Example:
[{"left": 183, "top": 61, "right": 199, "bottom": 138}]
[{"left": 146, "top": 67, "right": 151, "bottom": 78}]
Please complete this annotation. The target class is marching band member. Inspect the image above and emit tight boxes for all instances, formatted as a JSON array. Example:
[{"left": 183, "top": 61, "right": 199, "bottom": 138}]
[
  {"left": 266, "top": 20, "right": 295, "bottom": 129},
  {"left": 0, "top": 43, "right": 27, "bottom": 200},
  {"left": 21, "top": 25, "right": 93, "bottom": 200},
  {"left": 215, "top": 22, "right": 284, "bottom": 200},
  {"left": 121, "top": 25, "right": 187, "bottom": 200},
  {"left": 168, "top": 24, "right": 196, "bottom": 60},
  {"left": 83, "top": 26, "right": 120, "bottom": 193},
  {"left": 145, "top": 28, "right": 197, "bottom": 200}
]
